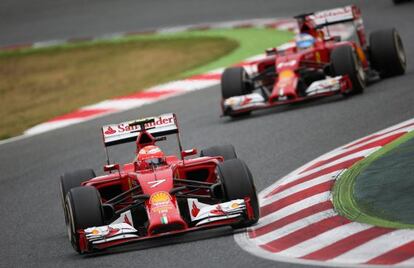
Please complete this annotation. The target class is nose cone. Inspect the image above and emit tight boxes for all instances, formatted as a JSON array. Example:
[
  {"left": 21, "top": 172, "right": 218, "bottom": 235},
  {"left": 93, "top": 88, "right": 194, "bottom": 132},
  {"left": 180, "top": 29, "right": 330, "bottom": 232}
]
[
  {"left": 270, "top": 70, "right": 298, "bottom": 102},
  {"left": 147, "top": 191, "right": 187, "bottom": 235}
]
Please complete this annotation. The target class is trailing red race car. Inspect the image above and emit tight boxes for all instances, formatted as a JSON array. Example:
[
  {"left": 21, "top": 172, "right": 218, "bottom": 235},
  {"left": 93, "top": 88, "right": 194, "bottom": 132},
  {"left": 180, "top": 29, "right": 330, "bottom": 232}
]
[
  {"left": 60, "top": 113, "right": 259, "bottom": 253},
  {"left": 221, "top": 5, "right": 407, "bottom": 117}
]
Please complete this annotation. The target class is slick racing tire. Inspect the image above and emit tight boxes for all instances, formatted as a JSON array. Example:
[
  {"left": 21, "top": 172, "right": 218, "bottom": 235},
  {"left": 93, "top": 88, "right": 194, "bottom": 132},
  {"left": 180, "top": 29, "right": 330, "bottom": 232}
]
[
  {"left": 393, "top": 0, "right": 409, "bottom": 4},
  {"left": 60, "top": 169, "right": 96, "bottom": 200},
  {"left": 221, "top": 67, "right": 253, "bottom": 99},
  {"left": 217, "top": 159, "right": 259, "bottom": 228},
  {"left": 60, "top": 169, "right": 96, "bottom": 224},
  {"left": 369, "top": 28, "right": 406, "bottom": 78},
  {"left": 65, "top": 186, "right": 104, "bottom": 253},
  {"left": 200, "top": 144, "right": 237, "bottom": 161},
  {"left": 331, "top": 45, "right": 366, "bottom": 94}
]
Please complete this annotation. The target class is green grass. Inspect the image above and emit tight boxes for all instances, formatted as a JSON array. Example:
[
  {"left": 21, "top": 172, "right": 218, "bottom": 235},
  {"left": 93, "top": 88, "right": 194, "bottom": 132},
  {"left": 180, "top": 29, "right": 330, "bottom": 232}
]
[
  {"left": 333, "top": 130, "right": 414, "bottom": 229},
  {"left": 175, "top": 28, "right": 294, "bottom": 75},
  {"left": 0, "top": 28, "right": 293, "bottom": 139},
  {"left": 0, "top": 37, "right": 236, "bottom": 140},
  {"left": 0, "top": 28, "right": 293, "bottom": 75}
]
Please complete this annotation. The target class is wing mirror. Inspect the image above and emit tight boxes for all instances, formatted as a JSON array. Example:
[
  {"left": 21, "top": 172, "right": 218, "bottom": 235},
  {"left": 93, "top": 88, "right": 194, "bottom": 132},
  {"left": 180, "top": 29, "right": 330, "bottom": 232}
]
[
  {"left": 266, "top": 47, "right": 277, "bottom": 56},
  {"left": 181, "top": 148, "right": 197, "bottom": 158},
  {"left": 104, "top": 163, "right": 120, "bottom": 173}
]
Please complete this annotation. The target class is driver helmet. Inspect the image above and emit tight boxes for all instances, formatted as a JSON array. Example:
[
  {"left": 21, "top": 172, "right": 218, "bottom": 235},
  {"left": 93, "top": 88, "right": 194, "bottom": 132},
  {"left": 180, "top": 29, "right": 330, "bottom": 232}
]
[
  {"left": 295, "top": 33, "right": 315, "bottom": 50},
  {"left": 137, "top": 145, "right": 166, "bottom": 167}
]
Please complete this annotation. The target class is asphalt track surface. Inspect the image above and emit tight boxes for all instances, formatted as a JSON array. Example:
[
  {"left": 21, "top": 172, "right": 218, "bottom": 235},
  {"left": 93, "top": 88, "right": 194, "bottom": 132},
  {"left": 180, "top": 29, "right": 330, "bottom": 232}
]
[{"left": 1, "top": 0, "right": 414, "bottom": 267}]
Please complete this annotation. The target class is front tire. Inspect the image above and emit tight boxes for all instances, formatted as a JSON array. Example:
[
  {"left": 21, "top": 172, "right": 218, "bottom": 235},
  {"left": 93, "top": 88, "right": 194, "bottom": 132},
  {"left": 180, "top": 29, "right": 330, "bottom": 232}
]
[
  {"left": 221, "top": 67, "right": 253, "bottom": 99},
  {"left": 65, "top": 186, "right": 104, "bottom": 252},
  {"left": 60, "top": 169, "right": 96, "bottom": 224},
  {"left": 369, "top": 28, "right": 406, "bottom": 78},
  {"left": 331, "top": 45, "right": 366, "bottom": 94},
  {"left": 217, "top": 159, "right": 259, "bottom": 228}
]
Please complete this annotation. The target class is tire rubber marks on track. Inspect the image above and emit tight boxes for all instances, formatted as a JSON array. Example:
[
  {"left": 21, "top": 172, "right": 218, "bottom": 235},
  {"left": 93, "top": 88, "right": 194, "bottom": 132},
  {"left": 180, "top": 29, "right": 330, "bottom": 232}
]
[{"left": 236, "top": 118, "right": 414, "bottom": 266}]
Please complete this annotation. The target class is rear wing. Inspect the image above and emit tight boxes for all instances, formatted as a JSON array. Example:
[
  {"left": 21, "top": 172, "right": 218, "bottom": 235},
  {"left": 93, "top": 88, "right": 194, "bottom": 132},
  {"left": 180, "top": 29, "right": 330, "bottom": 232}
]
[
  {"left": 102, "top": 113, "right": 178, "bottom": 146},
  {"left": 296, "top": 5, "right": 366, "bottom": 48},
  {"left": 296, "top": 5, "right": 361, "bottom": 29}
]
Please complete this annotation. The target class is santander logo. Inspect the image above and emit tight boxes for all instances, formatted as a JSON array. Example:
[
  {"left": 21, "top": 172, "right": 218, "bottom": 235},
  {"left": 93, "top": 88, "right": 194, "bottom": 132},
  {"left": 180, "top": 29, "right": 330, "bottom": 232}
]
[
  {"left": 103, "top": 115, "right": 175, "bottom": 137},
  {"left": 191, "top": 202, "right": 200, "bottom": 217},
  {"left": 314, "top": 7, "right": 352, "bottom": 20},
  {"left": 123, "top": 215, "right": 132, "bottom": 226},
  {"left": 104, "top": 126, "right": 116, "bottom": 135},
  {"left": 241, "top": 96, "right": 252, "bottom": 106}
]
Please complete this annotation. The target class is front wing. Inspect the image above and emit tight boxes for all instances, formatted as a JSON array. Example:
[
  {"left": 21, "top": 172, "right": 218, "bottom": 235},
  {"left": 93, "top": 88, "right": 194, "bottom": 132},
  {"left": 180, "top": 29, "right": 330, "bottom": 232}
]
[
  {"left": 77, "top": 198, "right": 253, "bottom": 253},
  {"left": 222, "top": 75, "right": 351, "bottom": 116}
]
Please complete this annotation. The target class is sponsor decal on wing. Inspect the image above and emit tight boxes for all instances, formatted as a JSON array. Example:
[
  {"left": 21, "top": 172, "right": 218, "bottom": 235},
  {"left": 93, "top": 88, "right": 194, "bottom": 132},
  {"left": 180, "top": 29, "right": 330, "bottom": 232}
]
[
  {"left": 102, "top": 113, "right": 177, "bottom": 145},
  {"left": 312, "top": 6, "right": 354, "bottom": 26},
  {"left": 84, "top": 223, "right": 138, "bottom": 244},
  {"left": 111, "top": 210, "right": 134, "bottom": 226},
  {"left": 223, "top": 93, "right": 265, "bottom": 111},
  {"left": 191, "top": 201, "right": 200, "bottom": 217},
  {"left": 306, "top": 76, "right": 342, "bottom": 96},
  {"left": 187, "top": 199, "right": 246, "bottom": 226},
  {"left": 104, "top": 126, "right": 116, "bottom": 135}
]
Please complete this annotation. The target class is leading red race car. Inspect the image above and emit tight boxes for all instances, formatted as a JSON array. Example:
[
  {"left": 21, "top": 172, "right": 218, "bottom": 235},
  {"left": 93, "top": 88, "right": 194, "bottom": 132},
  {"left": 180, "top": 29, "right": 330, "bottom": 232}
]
[
  {"left": 59, "top": 113, "right": 259, "bottom": 253},
  {"left": 221, "top": 5, "right": 407, "bottom": 117}
]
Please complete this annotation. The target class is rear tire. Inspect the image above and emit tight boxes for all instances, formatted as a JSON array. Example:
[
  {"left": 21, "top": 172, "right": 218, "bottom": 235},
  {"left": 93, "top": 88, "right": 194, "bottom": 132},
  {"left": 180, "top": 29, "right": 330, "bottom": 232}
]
[
  {"left": 221, "top": 67, "right": 253, "bottom": 99},
  {"left": 217, "top": 159, "right": 259, "bottom": 228},
  {"left": 331, "top": 45, "right": 366, "bottom": 94},
  {"left": 65, "top": 186, "right": 104, "bottom": 252},
  {"left": 393, "top": 0, "right": 408, "bottom": 4},
  {"left": 200, "top": 144, "right": 237, "bottom": 161},
  {"left": 369, "top": 28, "right": 406, "bottom": 78},
  {"left": 60, "top": 169, "right": 96, "bottom": 224}
]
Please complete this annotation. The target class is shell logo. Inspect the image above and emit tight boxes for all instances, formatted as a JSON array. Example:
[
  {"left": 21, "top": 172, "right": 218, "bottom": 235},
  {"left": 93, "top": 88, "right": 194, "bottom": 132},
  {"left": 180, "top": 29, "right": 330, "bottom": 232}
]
[
  {"left": 230, "top": 202, "right": 240, "bottom": 209},
  {"left": 150, "top": 191, "right": 171, "bottom": 204},
  {"left": 279, "top": 70, "right": 295, "bottom": 80}
]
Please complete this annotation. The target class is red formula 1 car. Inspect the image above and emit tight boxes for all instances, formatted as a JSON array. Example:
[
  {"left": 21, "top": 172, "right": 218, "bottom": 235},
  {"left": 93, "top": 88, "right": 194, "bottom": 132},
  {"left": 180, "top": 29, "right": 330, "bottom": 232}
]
[
  {"left": 59, "top": 113, "right": 259, "bottom": 253},
  {"left": 221, "top": 5, "right": 407, "bottom": 117}
]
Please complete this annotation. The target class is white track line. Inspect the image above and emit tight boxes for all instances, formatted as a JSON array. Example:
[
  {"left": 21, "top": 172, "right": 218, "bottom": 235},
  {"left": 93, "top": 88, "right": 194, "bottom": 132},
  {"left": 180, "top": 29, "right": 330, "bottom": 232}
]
[
  {"left": 331, "top": 230, "right": 414, "bottom": 264},
  {"left": 251, "top": 210, "right": 337, "bottom": 245},
  {"left": 279, "top": 222, "right": 371, "bottom": 258},
  {"left": 260, "top": 171, "right": 338, "bottom": 206},
  {"left": 257, "top": 192, "right": 331, "bottom": 228},
  {"left": 82, "top": 99, "right": 153, "bottom": 110},
  {"left": 272, "top": 147, "right": 379, "bottom": 189}
]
